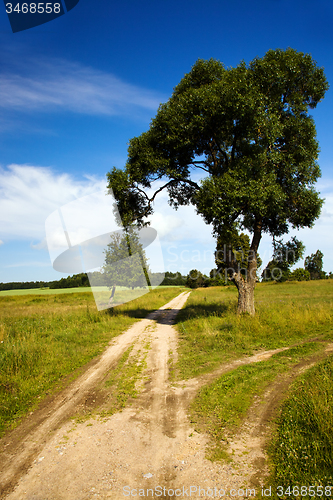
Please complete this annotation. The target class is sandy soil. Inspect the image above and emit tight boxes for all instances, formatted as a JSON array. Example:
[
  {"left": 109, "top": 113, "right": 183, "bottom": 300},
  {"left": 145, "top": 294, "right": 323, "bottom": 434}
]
[{"left": 1, "top": 293, "right": 332, "bottom": 500}]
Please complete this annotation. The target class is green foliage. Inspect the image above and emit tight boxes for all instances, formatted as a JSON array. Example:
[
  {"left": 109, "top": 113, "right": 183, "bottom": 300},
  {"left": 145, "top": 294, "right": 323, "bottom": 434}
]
[
  {"left": 215, "top": 228, "right": 262, "bottom": 282},
  {"left": 108, "top": 49, "right": 327, "bottom": 234},
  {"left": 161, "top": 271, "right": 187, "bottom": 286},
  {"left": 289, "top": 268, "right": 311, "bottom": 281},
  {"left": 209, "top": 268, "right": 227, "bottom": 286},
  {"left": 0, "top": 281, "right": 48, "bottom": 291},
  {"left": 103, "top": 226, "right": 151, "bottom": 289},
  {"left": 49, "top": 273, "right": 90, "bottom": 289},
  {"left": 186, "top": 269, "right": 209, "bottom": 289},
  {"left": 304, "top": 250, "right": 324, "bottom": 280},
  {"left": 262, "top": 237, "right": 305, "bottom": 282},
  {"left": 0, "top": 274, "right": 91, "bottom": 291}
]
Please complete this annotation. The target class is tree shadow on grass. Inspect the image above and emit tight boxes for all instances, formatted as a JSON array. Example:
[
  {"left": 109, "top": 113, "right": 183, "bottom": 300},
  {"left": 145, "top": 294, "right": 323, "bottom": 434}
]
[
  {"left": 173, "top": 302, "right": 233, "bottom": 324},
  {"left": 103, "top": 305, "right": 157, "bottom": 319}
]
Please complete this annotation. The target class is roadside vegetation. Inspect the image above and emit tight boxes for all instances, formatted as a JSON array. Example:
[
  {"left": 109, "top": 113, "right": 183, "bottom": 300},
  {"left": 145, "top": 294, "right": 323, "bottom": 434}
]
[
  {"left": 269, "top": 354, "right": 333, "bottom": 492},
  {"left": 0, "top": 286, "right": 184, "bottom": 436},
  {"left": 101, "top": 342, "right": 149, "bottom": 417},
  {"left": 189, "top": 342, "right": 323, "bottom": 461},
  {"left": 174, "top": 280, "right": 333, "bottom": 379},
  {"left": 173, "top": 280, "right": 333, "bottom": 491}
]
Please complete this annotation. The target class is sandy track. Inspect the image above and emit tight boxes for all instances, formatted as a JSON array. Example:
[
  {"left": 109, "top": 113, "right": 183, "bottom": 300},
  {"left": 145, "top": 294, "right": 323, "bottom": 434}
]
[
  {"left": 2, "top": 294, "right": 332, "bottom": 499},
  {"left": 0, "top": 293, "right": 189, "bottom": 498}
]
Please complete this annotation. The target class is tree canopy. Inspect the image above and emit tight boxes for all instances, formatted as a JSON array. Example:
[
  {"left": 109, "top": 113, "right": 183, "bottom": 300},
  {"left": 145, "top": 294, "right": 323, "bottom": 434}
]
[
  {"left": 103, "top": 226, "right": 151, "bottom": 303},
  {"left": 304, "top": 249, "right": 324, "bottom": 279},
  {"left": 107, "top": 48, "right": 328, "bottom": 315}
]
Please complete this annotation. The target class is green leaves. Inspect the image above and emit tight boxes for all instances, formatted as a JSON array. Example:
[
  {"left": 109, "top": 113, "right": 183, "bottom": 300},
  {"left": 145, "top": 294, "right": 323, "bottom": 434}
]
[
  {"left": 103, "top": 226, "right": 151, "bottom": 289},
  {"left": 304, "top": 250, "right": 324, "bottom": 280}
]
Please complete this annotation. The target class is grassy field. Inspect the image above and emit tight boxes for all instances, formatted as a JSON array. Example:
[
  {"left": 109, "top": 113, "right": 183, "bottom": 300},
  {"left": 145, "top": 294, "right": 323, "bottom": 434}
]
[
  {"left": 190, "top": 341, "right": 323, "bottom": 461},
  {"left": 1, "top": 279, "right": 333, "bottom": 489},
  {"left": 0, "top": 286, "right": 185, "bottom": 436},
  {"left": 173, "top": 280, "right": 333, "bottom": 492},
  {"left": 174, "top": 280, "right": 333, "bottom": 379},
  {"left": 0, "top": 285, "right": 184, "bottom": 297}
]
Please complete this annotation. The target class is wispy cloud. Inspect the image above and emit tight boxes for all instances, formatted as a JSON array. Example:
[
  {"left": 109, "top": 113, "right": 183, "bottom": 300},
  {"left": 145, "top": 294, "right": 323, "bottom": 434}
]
[
  {"left": 0, "top": 58, "right": 166, "bottom": 117},
  {"left": 0, "top": 240, "right": 4, "bottom": 245},
  {"left": 1, "top": 164, "right": 332, "bottom": 273},
  {"left": 0, "top": 164, "right": 107, "bottom": 241}
]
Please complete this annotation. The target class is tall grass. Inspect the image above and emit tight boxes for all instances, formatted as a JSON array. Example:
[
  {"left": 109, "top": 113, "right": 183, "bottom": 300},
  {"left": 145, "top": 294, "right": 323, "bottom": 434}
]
[
  {"left": 269, "top": 354, "right": 333, "bottom": 492},
  {"left": 0, "top": 287, "right": 184, "bottom": 436},
  {"left": 190, "top": 342, "right": 323, "bottom": 461}
]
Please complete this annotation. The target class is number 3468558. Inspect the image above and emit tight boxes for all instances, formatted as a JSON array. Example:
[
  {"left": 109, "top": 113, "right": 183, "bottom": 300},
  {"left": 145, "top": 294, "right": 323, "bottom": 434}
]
[{"left": 5, "top": 3, "right": 61, "bottom": 14}]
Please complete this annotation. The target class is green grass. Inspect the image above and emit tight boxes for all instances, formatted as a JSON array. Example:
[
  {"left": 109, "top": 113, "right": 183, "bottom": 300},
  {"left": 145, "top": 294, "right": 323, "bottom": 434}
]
[
  {"left": 174, "top": 280, "right": 333, "bottom": 379},
  {"left": 189, "top": 342, "right": 324, "bottom": 461},
  {"left": 0, "top": 285, "right": 185, "bottom": 297},
  {"left": 268, "top": 354, "right": 333, "bottom": 495},
  {"left": 0, "top": 287, "right": 95, "bottom": 296},
  {"left": 101, "top": 342, "right": 149, "bottom": 416},
  {"left": 0, "top": 287, "right": 184, "bottom": 436}
]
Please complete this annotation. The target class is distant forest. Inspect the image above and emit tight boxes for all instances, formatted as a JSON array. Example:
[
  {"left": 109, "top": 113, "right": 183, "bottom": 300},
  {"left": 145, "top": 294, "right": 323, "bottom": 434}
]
[{"left": 0, "top": 271, "right": 187, "bottom": 291}]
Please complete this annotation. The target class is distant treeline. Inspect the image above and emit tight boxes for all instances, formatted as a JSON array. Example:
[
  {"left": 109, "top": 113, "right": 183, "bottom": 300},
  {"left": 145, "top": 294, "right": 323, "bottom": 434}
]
[
  {"left": 0, "top": 271, "right": 188, "bottom": 291},
  {"left": 0, "top": 281, "right": 49, "bottom": 291}
]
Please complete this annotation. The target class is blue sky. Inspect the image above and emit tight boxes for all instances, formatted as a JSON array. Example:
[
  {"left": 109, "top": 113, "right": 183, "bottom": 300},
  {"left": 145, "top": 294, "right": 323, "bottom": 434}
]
[{"left": 0, "top": 0, "right": 332, "bottom": 283}]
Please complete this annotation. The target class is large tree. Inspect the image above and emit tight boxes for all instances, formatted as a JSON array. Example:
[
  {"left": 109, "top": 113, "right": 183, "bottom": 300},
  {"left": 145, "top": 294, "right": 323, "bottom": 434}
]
[
  {"left": 107, "top": 48, "right": 328, "bottom": 315},
  {"left": 103, "top": 226, "right": 151, "bottom": 304}
]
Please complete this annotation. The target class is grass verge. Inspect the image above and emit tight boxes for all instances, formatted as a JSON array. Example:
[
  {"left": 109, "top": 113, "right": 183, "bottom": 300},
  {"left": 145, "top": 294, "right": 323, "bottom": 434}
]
[
  {"left": 189, "top": 342, "right": 324, "bottom": 462},
  {"left": 268, "top": 354, "right": 333, "bottom": 495},
  {"left": 100, "top": 342, "right": 148, "bottom": 417}
]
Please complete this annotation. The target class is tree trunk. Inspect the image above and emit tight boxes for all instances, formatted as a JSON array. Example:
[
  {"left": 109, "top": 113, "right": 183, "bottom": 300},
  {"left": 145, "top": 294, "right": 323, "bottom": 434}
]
[
  {"left": 108, "top": 285, "right": 116, "bottom": 306},
  {"left": 232, "top": 218, "right": 262, "bottom": 316},
  {"left": 236, "top": 277, "right": 255, "bottom": 315}
]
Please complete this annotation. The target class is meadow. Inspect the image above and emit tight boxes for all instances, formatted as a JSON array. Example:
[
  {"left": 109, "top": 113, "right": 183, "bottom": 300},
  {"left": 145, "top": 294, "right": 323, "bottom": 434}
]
[
  {"left": 270, "top": 355, "right": 333, "bottom": 491},
  {"left": 1, "top": 280, "right": 333, "bottom": 491},
  {"left": 174, "top": 280, "right": 333, "bottom": 379}
]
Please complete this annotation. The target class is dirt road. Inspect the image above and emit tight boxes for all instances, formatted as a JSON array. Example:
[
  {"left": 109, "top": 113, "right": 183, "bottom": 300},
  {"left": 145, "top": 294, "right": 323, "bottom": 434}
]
[{"left": 1, "top": 292, "right": 331, "bottom": 499}]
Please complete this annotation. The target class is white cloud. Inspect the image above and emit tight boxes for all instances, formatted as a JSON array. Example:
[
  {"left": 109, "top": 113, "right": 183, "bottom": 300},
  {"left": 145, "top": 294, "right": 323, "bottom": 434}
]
[
  {"left": 0, "top": 58, "right": 166, "bottom": 117},
  {"left": 0, "top": 164, "right": 107, "bottom": 241},
  {"left": 0, "top": 239, "right": 4, "bottom": 245},
  {"left": 1, "top": 164, "right": 332, "bottom": 275}
]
